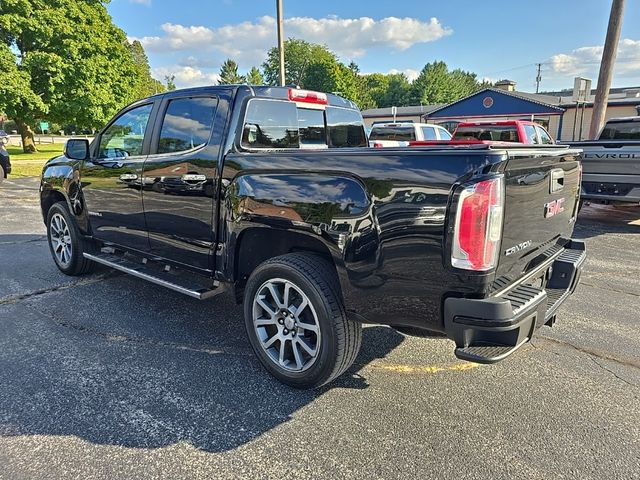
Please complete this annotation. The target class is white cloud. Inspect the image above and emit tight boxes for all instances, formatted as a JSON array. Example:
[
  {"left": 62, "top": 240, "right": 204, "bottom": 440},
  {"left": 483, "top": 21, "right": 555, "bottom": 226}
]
[
  {"left": 152, "top": 66, "right": 221, "bottom": 88},
  {"left": 132, "top": 15, "right": 452, "bottom": 64},
  {"left": 388, "top": 68, "right": 419, "bottom": 82},
  {"left": 129, "top": 0, "right": 151, "bottom": 5},
  {"left": 551, "top": 38, "right": 640, "bottom": 77}
]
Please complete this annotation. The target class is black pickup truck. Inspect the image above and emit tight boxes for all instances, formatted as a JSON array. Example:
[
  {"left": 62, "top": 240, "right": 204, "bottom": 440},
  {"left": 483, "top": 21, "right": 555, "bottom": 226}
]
[{"left": 40, "top": 85, "right": 586, "bottom": 388}]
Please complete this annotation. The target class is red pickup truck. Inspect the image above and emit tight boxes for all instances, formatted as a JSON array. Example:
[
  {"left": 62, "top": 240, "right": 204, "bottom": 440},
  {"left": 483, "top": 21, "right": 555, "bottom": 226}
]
[{"left": 410, "top": 120, "right": 555, "bottom": 146}]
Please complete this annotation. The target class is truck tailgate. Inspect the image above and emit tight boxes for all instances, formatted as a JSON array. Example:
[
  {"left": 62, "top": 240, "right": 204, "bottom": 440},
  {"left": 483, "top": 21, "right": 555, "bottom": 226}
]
[
  {"left": 494, "top": 152, "right": 581, "bottom": 287},
  {"left": 577, "top": 142, "right": 640, "bottom": 175}
]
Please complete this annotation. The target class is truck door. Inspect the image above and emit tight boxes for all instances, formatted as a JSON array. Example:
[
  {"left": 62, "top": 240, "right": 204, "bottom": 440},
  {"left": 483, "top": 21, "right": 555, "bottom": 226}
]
[
  {"left": 141, "top": 93, "right": 222, "bottom": 272},
  {"left": 81, "top": 101, "right": 157, "bottom": 252}
]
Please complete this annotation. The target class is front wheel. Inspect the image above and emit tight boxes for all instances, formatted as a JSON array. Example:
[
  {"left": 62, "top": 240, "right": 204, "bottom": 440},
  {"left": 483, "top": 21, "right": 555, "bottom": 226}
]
[
  {"left": 46, "top": 201, "right": 96, "bottom": 275},
  {"left": 243, "top": 253, "right": 362, "bottom": 389}
]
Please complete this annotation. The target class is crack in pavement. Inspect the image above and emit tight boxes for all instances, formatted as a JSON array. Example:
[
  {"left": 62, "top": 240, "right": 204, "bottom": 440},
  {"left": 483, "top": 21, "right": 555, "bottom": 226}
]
[
  {"left": 0, "top": 273, "right": 117, "bottom": 305},
  {"left": 534, "top": 336, "right": 640, "bottom": 388},
  {"left": 0, "top": 236, "right": 47, "bottom": 246},
  {"left": 579, "top": 280, "right": 640, "bottom": 298},
  {"left": 27, "top": 303, "right": 255, "bottom": 359},
  {"left": 587, "top": 355, "right": 638, "bottom": 389}
]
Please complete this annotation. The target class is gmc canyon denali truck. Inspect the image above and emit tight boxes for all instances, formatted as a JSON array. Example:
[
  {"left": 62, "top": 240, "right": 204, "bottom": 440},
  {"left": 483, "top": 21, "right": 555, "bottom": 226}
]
[
  {"left": 566, "top": 117, "right": 640, "bottom": 206},
  {"left": 40, "top": 85, "right": 586, "bottom": 388}
]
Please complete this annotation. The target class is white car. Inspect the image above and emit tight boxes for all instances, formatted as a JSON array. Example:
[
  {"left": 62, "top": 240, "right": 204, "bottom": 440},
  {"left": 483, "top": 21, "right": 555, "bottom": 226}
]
[{"left": 369, "top": 122, "right": 451, "bottom": 147}]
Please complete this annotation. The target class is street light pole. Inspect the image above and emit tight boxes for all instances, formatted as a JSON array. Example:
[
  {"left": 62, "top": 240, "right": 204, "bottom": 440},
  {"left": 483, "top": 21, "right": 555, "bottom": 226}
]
[
  {"left": 276, "top": 0, "right": 285, "bottom": 86},
  {"left": 589, "top": 0, "right": 626, "bottom": 139}
]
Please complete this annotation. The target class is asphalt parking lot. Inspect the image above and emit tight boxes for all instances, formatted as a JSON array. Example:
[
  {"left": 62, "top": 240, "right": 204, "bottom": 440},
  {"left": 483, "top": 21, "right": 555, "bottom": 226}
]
[{"left": 1, "top": 177, "right": 639, "bottom": 480}]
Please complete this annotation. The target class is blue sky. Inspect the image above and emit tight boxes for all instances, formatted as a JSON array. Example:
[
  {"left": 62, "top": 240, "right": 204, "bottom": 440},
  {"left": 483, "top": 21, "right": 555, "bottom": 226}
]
[{"left": 109, "top": 0, "right": 640, "bottom": 92}]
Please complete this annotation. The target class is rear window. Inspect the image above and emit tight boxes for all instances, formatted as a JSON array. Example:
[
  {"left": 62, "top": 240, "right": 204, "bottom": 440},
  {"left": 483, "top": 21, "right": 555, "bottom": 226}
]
[
  {"left": 298, "top": 108, "right": 326, "bottom": 148},
  {"left": 241, "top": 99, "right": 366, "bottom": 149},
  {"left": 453, "top": 126, "right": 520, "bottom": 142},
  {"left": 600, "top": 121, "right": 640, "bottom": 140},
  {"left": 242, "top": 99, "right": 299, "bottom": 149},
  {"left": 421, "top": 126, "right": 437, "bottom": 140},
  {"left": 327, "top": 107, "right": 367, "bottom": 148},
  {"left": 369, "top": 126, "right": 416, "bottom": 142}
]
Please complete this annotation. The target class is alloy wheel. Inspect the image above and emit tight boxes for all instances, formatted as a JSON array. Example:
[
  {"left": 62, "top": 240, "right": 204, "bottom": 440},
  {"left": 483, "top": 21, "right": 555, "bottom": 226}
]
[
  {"left": 50, "top": 212, "right": 73, "bottom": 267},
  {"left": 252, "top": 278, "right": 321, "bottom": 372}
]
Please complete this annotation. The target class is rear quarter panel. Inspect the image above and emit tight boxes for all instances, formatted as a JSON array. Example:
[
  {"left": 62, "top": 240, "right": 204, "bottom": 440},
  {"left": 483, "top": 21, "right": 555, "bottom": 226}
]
[{"left": 220, "top": 148, "right": 504, "bottom": 331}]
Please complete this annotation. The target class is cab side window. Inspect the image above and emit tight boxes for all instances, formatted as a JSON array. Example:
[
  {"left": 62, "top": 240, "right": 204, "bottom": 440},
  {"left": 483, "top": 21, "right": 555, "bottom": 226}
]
[
  {"left": 98, "top": 104, "right": 153, "bottom": 158},
  {"left": 157, "top": 97, "right": 218, "bottom": 154}
]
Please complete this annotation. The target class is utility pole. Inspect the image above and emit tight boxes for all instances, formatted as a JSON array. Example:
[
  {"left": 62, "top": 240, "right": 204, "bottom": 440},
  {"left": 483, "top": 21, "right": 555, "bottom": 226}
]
[
  {"left": 589, "top": 0, "right": 626, "bottom": 139},
  {"left": 276, "top": 0, "right": 286, "bottom": 86},
  {"left": 535, "top": 63, "right": 542, "bottom": 93}
]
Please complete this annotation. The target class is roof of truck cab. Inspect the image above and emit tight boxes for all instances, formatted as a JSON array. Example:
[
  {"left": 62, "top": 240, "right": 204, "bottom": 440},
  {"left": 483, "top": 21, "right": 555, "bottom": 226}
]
[{"left": 145, "top": 84, "right": 358, "bottom": 110}]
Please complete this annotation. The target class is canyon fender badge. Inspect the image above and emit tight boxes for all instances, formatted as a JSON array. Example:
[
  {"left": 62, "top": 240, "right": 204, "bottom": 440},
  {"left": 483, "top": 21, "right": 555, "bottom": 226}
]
[
  {"left": 544, "top": 198, "right": 565, "bottom": 218},
  {"left": 88, "top": 211, "right": 102, "bottom": 217},
  {"left": 505, "top": 240, "right": 532, "bottom": 257}
]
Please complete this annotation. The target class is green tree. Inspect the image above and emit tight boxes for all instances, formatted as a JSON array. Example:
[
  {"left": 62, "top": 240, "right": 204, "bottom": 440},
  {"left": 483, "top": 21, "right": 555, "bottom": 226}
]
[
  {"left": 219, "top": 59, "right": 244, "bottom": 84},
  {"left": 164, "top": 74, "right": 177, "bottom": 91},
  {"left": 245, "top": 66, "right": 264, "bottom": 85},
  {"left": 128, "top": 40, "right": 165, "bottom": 99},
  {"left": 363, "top": 73, "right": 412, "bottom": 108},
  {"left": 411, "top": 61, "right": 486, "bottom": 105},
  {"left": 263, "top": 39, "right": 337, "bottom": 87},
  {"left": 0, "top": 0, "right": 141, "bottom": 152}
]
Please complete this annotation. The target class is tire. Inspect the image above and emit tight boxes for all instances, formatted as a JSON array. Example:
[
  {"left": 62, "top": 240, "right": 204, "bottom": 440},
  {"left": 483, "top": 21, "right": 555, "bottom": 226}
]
[
  {"left": 0, "top": 164, "right": 5, "bottom": 182},
  {"left": 243, "top": 253, "right": 362, "bottom": 389},
  {"left": 46, "top": 201, "right": 96, "bottom": 275}
]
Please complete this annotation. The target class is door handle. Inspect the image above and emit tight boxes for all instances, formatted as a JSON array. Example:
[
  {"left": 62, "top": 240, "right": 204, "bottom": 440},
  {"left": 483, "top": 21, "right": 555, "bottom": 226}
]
[{"left": 550, "top": 169, "right": 564, "bottom": 193}]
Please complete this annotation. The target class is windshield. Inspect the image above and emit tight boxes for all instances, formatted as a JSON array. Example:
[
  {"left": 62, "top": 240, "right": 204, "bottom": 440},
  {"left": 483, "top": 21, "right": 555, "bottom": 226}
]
[
  {"left": 369, "top": 126, "right": 416, "bottom": 142},
  {"left": 600, "top": 121, "right": 640, "bottom": 140},
  {"left": 453, "top": 126, "right": 520, "bottom": 142}
]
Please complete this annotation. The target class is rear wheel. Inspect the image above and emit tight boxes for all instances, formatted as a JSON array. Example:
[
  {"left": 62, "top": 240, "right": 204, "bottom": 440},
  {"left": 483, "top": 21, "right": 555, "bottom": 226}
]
[
  {"left": 243, "top": 253, "right": 361, "bottom": 389},
  {"left": 0, "top": 164, "right": 5, "bottom": 182},
  {"left": 46, "top": 201, "right": 95, "bottom": 275}
]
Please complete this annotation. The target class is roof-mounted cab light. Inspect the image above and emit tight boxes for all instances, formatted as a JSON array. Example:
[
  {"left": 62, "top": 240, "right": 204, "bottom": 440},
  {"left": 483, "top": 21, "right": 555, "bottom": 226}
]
[{"left": 288, "top": 88, "right": 328, "bottom": 105}]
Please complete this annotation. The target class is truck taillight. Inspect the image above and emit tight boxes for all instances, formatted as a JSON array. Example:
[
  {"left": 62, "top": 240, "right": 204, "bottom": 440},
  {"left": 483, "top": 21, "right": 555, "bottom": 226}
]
[
  {"left": 288, "top": 88, "right": 328, "bottom": 105},
  {"left": 452, "top": 177, "right": 504, "bottom": 271},
  {"left": 372, "top": 141, "right": 384, "bottom": 148}
]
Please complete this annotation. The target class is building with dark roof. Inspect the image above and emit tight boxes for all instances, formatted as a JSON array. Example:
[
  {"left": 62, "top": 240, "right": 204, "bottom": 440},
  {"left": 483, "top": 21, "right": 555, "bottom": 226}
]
[{"left": 362, "top": 81, "right": 640, "bottom": 141}]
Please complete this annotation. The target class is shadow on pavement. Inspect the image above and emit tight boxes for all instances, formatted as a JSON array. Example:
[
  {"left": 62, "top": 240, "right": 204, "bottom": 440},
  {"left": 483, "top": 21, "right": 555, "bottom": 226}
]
[
  {"left": 575, "top": 203, "right": 640, "bottom": 239},
  {"left": 0, "top": 269, "right": 406, "bottom": 452}
]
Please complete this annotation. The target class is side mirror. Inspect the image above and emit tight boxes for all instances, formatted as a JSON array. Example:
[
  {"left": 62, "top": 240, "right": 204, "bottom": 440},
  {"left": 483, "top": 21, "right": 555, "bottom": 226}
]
[{"left": 64, "top": 138, "right": 89, "bottom": 160}]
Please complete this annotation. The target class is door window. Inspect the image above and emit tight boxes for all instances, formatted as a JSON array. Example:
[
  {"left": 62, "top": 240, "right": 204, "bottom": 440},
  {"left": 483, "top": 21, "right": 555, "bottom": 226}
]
[
  {"left": 536, "top": 126, "right": 554, "bottom": 144},
  {"left": 438, "top": 128, "right": 452, "bottom": 140},
  {"left": 98, "top": 104, "right": 153, "bottom": 158},
  {"left": 157, "top": 97, "right": 218, "bottom": 154},
  {"left": 523, "top": 125, "right": 539, "bottom": 144}
]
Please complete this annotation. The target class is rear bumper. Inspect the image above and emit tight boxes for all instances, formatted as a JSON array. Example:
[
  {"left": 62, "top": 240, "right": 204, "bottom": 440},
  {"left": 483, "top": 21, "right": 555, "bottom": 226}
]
[
  {"left": 443, "top": 240, "right": 586, "bottom": 363},
  {"left": 581, "top": 173, "right": 640, "bottom": 204}
]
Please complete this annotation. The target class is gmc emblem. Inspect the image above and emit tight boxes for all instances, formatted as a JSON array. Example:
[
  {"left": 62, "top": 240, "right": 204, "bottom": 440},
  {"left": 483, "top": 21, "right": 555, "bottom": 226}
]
[{"left": 544, "top": 198, "right": 565, "bottom": 218}]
